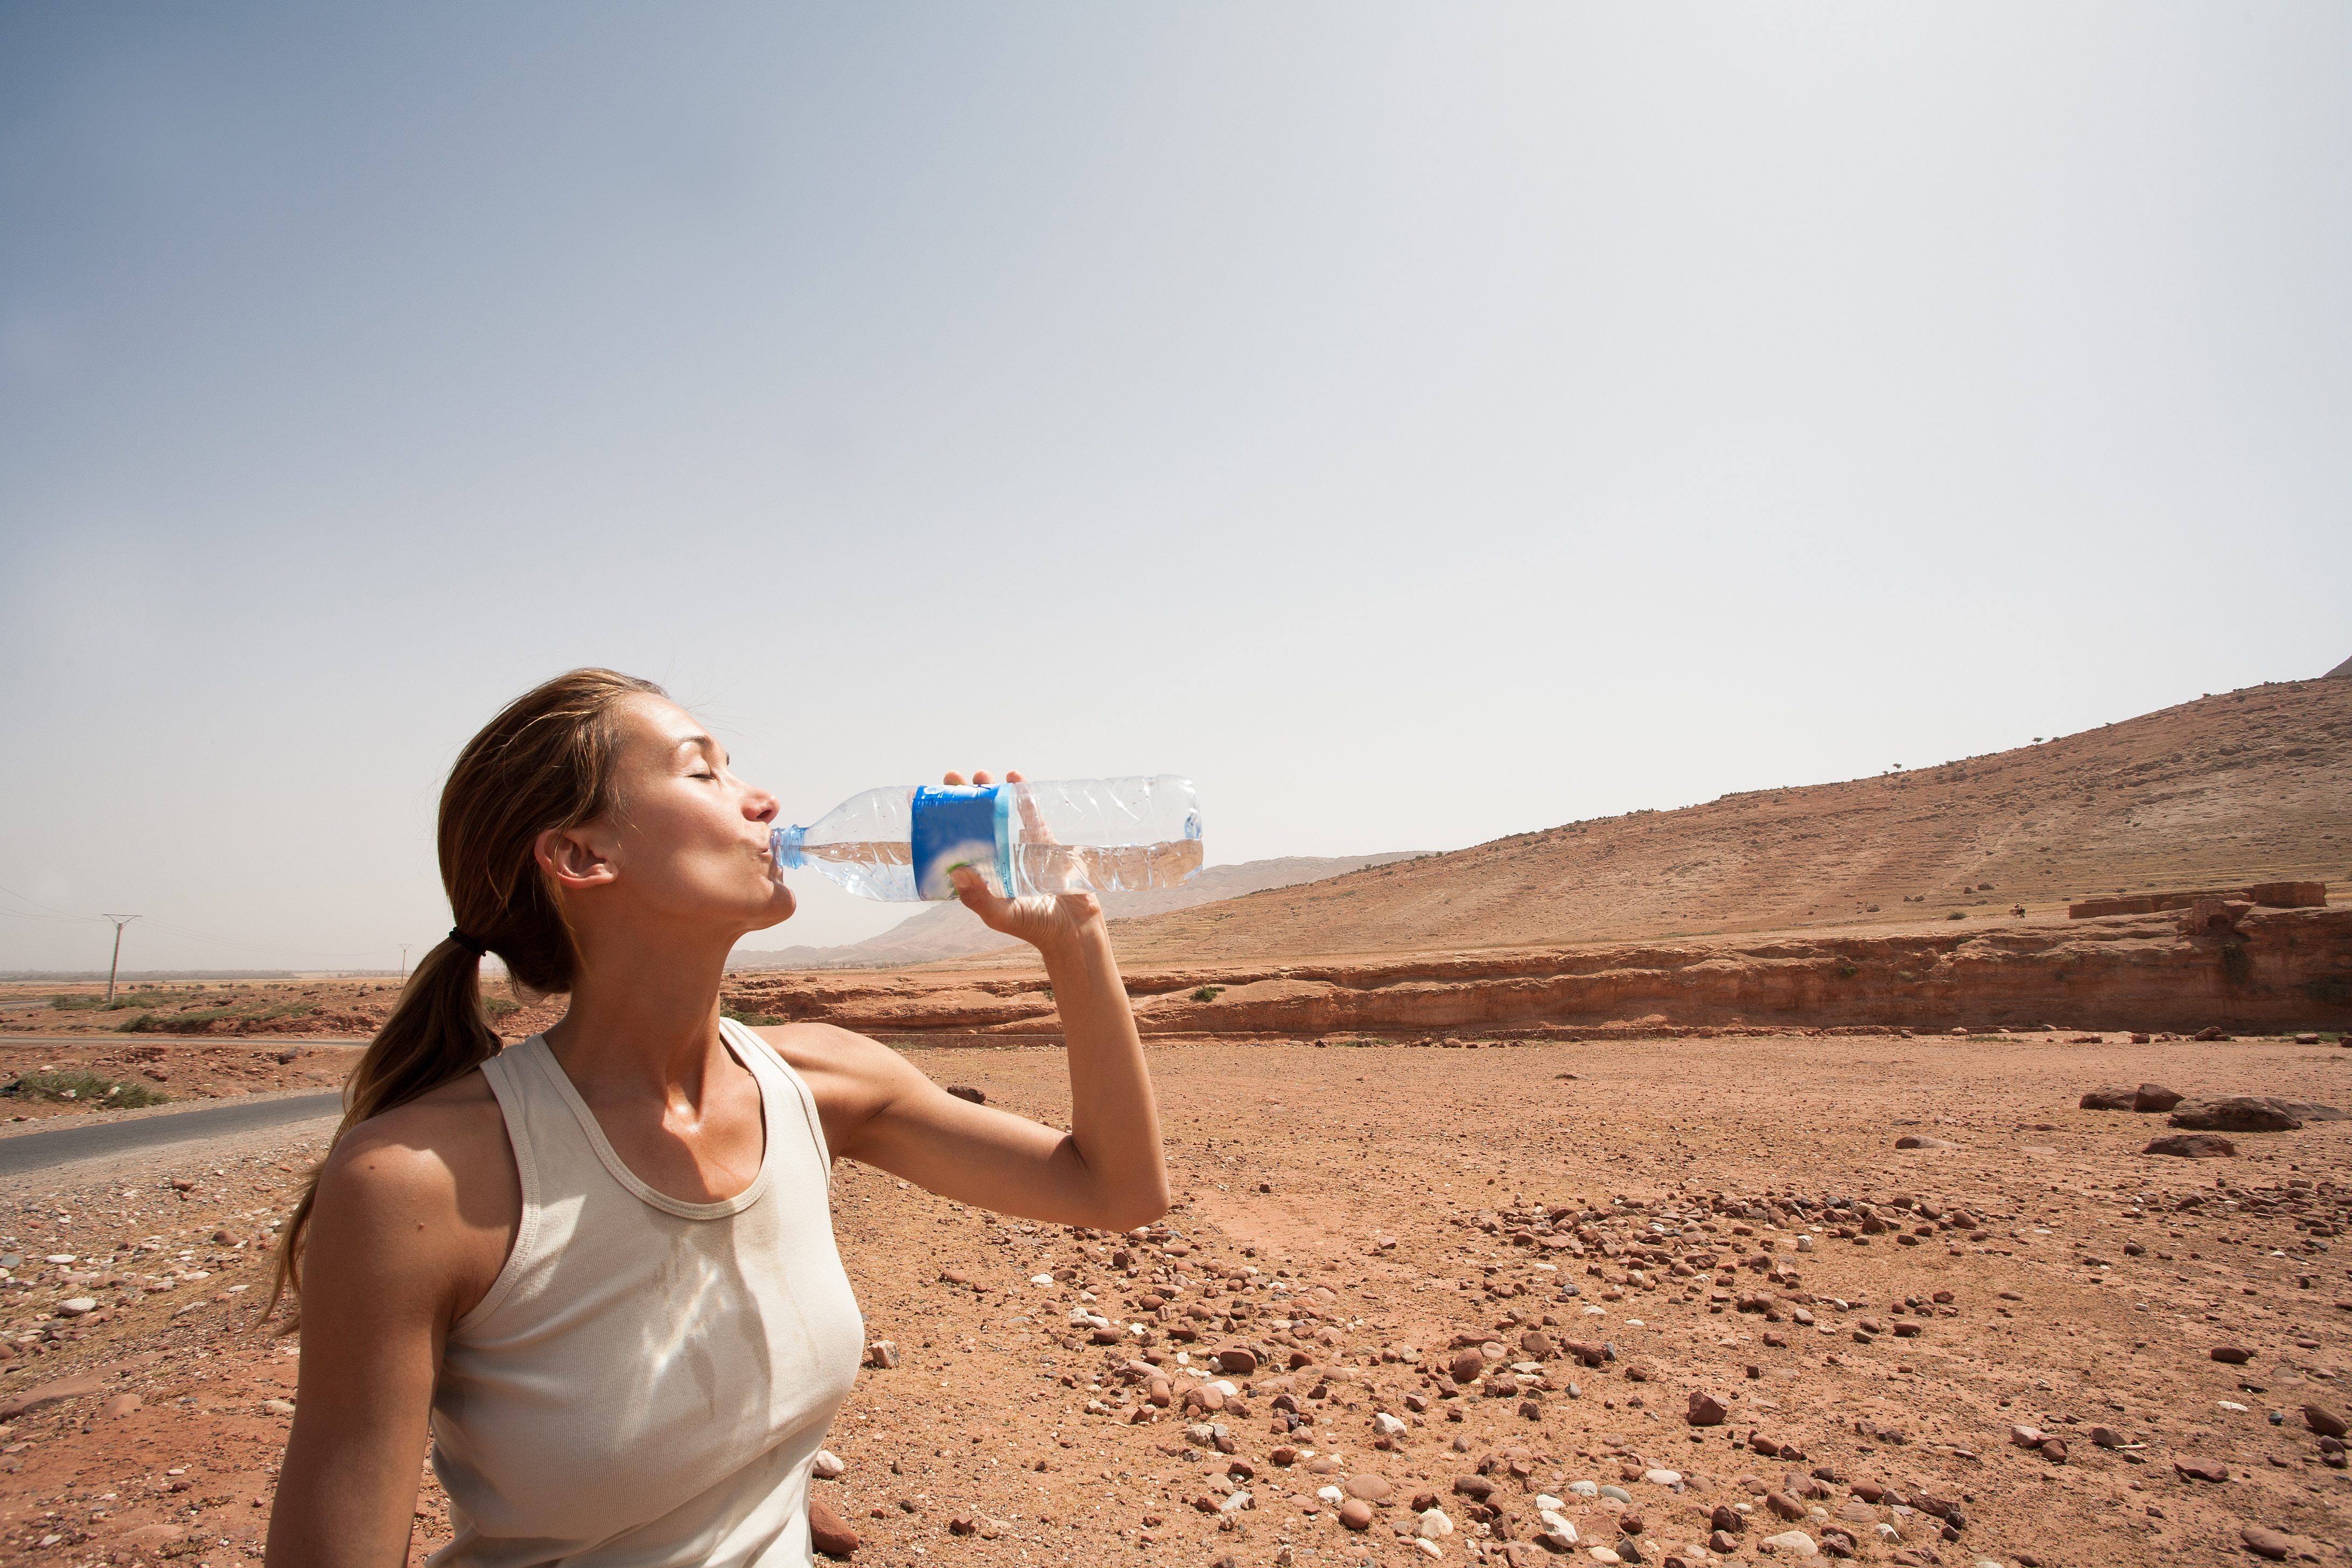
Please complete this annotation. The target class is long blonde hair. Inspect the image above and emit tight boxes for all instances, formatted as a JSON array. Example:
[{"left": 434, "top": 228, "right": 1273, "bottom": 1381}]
[{"left": 268, "top": 667, "right": 664, "bottom": 1325}]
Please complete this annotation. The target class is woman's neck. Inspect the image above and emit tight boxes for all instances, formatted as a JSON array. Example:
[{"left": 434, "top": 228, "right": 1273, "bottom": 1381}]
[{"left": 542, "top": 927, "right": 737, "bottom": 1104}]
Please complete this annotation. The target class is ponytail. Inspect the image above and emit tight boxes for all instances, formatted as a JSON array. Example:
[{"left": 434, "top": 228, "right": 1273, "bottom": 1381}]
[{"left": 268, "top": 668, "right": 664, "bottom": 1328}]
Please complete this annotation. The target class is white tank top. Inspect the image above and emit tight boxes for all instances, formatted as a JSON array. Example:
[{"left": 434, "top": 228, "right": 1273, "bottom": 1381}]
[{"left": 429, "top": 1021, "right": 865, "bottom": 1567}]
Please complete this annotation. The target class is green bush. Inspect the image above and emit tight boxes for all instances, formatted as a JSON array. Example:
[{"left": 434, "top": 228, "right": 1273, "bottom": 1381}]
[
  {"left": 6, "top": 1070, "right": 169, "bottom": 1108},
  {"left": 1190, "top": 986, "right": 1226, "bottom": 1003},
  {"left": 117, "top": 999, "right": 314, "bottom": 1033},
  {"left": 1947, "top": 911, "right": 1966, "bottom": 920},
  {"left": 1835, "top": 962, "right": 1859, "bottom": 979},
  {"left": 52, "top": 989, "right": 188, "bottom": 1012},
  {"left": 722, "top": 1005, "right": 785, "bottom": 1026},
  {"left": 484, "top": 996, "right": 521, "bottom": 1019}
]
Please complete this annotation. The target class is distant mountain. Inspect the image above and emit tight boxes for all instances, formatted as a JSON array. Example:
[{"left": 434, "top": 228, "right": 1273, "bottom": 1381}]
[{"left": 728, "top": 852, "right": 1431, "bottom": 971}]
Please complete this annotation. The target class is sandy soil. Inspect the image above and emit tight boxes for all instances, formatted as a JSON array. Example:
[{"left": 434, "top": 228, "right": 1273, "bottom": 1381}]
[{"left": 0, "top": 1032, "right": 2346, "bottom": 1567}]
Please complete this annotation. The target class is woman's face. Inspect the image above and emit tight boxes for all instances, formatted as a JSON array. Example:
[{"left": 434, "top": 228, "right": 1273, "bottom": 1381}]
[{"left": 573, "top": 695, "right": 793, "bottom": 936}]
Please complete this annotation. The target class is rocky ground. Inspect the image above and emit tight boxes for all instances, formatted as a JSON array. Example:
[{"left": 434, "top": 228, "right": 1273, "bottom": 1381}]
[{"left": 0, "top": 1032, "right": 2346, "bottom": 1568}]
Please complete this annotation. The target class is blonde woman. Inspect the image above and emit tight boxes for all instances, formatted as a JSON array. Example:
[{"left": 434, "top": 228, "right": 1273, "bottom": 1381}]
[{"left": 267, "top": 669, "right": 1168, "bottom": 1566}]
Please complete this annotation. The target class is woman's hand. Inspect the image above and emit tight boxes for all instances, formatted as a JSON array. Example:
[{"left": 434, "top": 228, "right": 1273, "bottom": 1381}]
[{"left": 941, "top": 769, "right": 1105, "bottom": 955}]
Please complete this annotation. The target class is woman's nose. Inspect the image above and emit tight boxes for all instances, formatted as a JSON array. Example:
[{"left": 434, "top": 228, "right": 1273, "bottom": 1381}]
[{"left": 745, "top": 788, "right": 780, "bottom": 824}]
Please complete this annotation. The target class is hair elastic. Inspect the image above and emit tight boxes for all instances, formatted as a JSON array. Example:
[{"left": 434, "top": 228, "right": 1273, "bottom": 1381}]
[{"left": 449, "top": 927, "right": 488, "bottom": 957}]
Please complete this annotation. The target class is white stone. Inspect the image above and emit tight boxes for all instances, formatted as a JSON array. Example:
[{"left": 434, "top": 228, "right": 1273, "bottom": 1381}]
[
  {"left": 1761, "top": 1531, "right": 1818, "bottom": 1557},
  {"left": 57, "top": 1298, "right": 96, "bottom": 1316},
  {"left": 1536, "top": 1495, "right": 1565, "bottom": 1513},
  {"left": 1540, "top": 1511, "right": 1579, "bottom": 1540},
  {"left": 1569, "top": 1480, "right": 1600, "bottom": 1498},
  {"left": 1375, "top": 1412, "right": 1409, "bottom": 1437},
  {"left": 811, "top": 1450, "right": 845, "bottom": 1479},
  {"left": 1220, "top": 1489, "right": 1255, "bottom": 1513},
  {"left": 262, "top": 1398, "right": 296, "bottom": 1416},
  {"left": 1418, "top": 1508, "right": 1455, "bottom": 1538},
  {"left": 1643, "top": 1468, "right": 1682, "bottom": 1487},
  {"left": 1318, "top": 1486, "right": 1346, "bottom": 1505},
  {"left": 1589, "top": 1550, "right": 1622, "bottom": 1564},
  {"left": 1414, "top": 1540, "right": 1443, "bottom": 1560},
  {"left": 1030, "top": 1273, "right": 1053, "bottom": 1285}
]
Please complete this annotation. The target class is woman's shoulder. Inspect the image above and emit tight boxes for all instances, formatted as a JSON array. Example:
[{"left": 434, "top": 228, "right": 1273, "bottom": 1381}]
[
  {"left": 304, "top": 1062, "right": 520, "bottom": 1327},
  {"left": 748, "top": 1021, "right": 922, "bottom": 1115},
  {"left": 751, "top": 1020, "right": 904, "bottom": 1079},
  {"left": 317, "top": 1063, "right": 517, "bottom": 1227}
]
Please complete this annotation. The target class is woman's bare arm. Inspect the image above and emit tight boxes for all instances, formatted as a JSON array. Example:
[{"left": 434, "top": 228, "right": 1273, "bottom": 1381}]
[
  {"left": 267, "top": 1086, "right": 516, "bottom": 1568},
  {"left": 774, "top": 914, "right": 1167, "bottom": 1232}
]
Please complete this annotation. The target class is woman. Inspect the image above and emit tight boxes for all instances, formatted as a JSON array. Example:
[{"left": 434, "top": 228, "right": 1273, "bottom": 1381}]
[{"left": 266, "top": 669, "right": 1169, "bottom": 1566}]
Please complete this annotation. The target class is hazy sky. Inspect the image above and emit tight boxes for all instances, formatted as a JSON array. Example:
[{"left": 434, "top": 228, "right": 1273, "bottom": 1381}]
[{"left": 4, "top": 4, "right": 2348, "bottom": 972}]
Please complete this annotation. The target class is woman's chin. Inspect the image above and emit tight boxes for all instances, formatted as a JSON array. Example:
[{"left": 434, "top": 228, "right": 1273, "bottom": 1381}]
[{"left": 748, "top": 885, "right": 797, "bottom": 929}]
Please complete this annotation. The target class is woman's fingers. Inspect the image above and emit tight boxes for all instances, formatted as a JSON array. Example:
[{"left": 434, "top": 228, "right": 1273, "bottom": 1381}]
[{"left": 949, "top": 865, "right": 1010, "bottom": 924}]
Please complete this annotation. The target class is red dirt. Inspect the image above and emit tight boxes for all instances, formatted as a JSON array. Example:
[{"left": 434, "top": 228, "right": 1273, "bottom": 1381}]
[{"left": 2, "top": 1032, "right": 2348, "bottom": 1567}]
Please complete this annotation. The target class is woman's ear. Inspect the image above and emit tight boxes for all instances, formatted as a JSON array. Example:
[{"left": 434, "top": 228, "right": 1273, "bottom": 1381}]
[{"left": 535, "top": 825, "right": 618, "bottom": 892}]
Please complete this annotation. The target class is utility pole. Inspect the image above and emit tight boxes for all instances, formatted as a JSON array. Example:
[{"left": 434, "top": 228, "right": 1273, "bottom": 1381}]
[
  {"left": 399, "top": 945, "right": 411, "bottom": 982},
  {"left": 101, "top": 914, "right": 139, "bottom": 1003}
]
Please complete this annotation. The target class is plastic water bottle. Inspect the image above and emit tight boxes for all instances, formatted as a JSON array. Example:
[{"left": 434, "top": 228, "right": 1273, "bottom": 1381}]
[{"left": 771, "top": 776, "right": 1203, "bottom": 902}]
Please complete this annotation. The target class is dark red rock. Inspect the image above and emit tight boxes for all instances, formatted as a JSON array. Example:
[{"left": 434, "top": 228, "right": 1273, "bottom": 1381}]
[
  {"left": 809, "top": 1501, "right": 859, "bottom": 1559},
  {"left": 2173, "top": 1457, "right": 2231, "bottom": 1482},
  {"left": 1339, "top": 1499, "right": 1374, "bottom": 1531},
  {"left": 2144, "top": 1133, "right": 2237, "bottom": 1158},
  {"left": 1688, "top": 1392, "right": 1727, "bottom": 1426},
  {"left": 2171, "top": 1097, "right": 2301, "bottom": 1132},
  {"left": 2304, "top": 1404, "right": 2349, "bottom": 1439},
  {"left": 2132, "top": 1083, "right": 2183, "bottom": 1112},
  {"left": 946, "top": 1086, "right": 986, "bottom": 1104},
  {"left": 2241, "top": 1527, "right": 2294, "bottom": 1561},
  {"left": 2210, "top": 1346, "right": 2255, "bottom": 1365}
]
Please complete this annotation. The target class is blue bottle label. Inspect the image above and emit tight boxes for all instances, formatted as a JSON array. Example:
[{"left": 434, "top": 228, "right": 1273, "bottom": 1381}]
[{"left": 911, "top": 786, "right": 1011, "bottom": 900}]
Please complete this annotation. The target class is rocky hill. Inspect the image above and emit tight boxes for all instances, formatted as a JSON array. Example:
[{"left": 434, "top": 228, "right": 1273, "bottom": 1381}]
[{"left": 1087, "top": 672, "right": 2351, "bottom": 965}]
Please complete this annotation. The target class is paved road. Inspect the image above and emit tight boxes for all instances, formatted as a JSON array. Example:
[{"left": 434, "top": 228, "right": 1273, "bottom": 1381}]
[{"left": 0, "top": 1093, "right": 341, "bottom": 1178}]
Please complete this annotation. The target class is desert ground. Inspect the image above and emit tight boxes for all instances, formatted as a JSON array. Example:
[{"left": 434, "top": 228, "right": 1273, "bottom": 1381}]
[{"left": 0, "top": 1029, "right": 2347, "bottom": 1568}]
